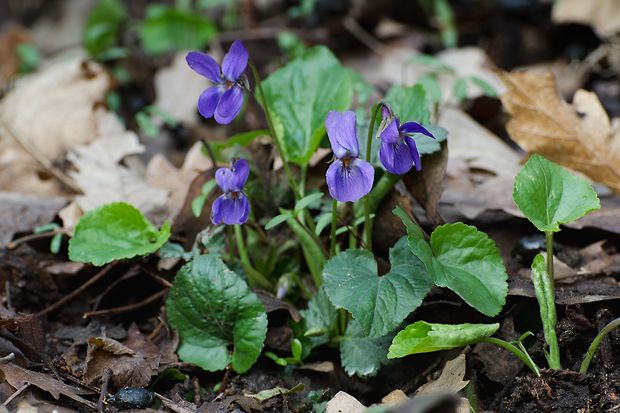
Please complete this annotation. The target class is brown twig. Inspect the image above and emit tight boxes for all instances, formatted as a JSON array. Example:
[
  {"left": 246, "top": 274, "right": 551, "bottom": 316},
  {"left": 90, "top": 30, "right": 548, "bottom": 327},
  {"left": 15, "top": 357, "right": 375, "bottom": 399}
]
[
  {"left": 38, "top": 264, "right": 115, "bottom": 316},
  {"left": 218, "top": 365, "right": 233, "bottom": 396},
  {"left": 8, "top": 229, "right": 67, "bottom": 249},
  {"left": 97, "top": 367, "right": 112, "bottom": 412},
  {"left": 3, "top": 383, "right": 29, "bottom": 407},
  {"left": 0, "top": 119, "right": 82, "bottom": 194},
  {"left": 141, "top": 266, "right": 173, "bottom": 288},
  {"left": 83, "top": 289, "right": 168, "bottom": 318},
  {"left": 341, "top": 16, "right": 387, "bottom": 56},
  {"left": 91, "top": 267, "right": 140, "bottom": 310}
]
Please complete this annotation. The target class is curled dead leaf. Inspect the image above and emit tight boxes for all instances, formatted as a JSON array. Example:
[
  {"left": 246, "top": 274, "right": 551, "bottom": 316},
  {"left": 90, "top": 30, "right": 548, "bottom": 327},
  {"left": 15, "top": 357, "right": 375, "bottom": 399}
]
[
  {"left": 84, "top": 324, "right": 160, "bottom": 388},
  {"left": 499, "top": 70, "right": 620, "bottom": 194}
]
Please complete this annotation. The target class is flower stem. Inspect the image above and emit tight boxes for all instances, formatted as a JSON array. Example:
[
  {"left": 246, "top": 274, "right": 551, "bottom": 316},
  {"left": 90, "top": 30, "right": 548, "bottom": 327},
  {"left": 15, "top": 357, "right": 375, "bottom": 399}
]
[
  {"left": 249, "top": 63, "right": 300, "bottom": 200},
  {"left": 233, "top": 225, "right": 272, "bottom": 290},
  {"left": 363, "top": 103, "right": 380, "bottom": 251},
  {"left": 545, "top": 231, "right": 562, "bottom": 370},
  {"left": 330, "top": 199, "right": 338, "bottom": 257},
  {"left": 479, "top": 337, "right": 541, "bottom": 377},
  {"left": 356, "top": 172, "right": 400, "bottom": 220},
  {"left": 579, "top": 317, "right": 620, "bottom": 374},
  {"left": 250, "top": 63, "right": 316, "bottom": 234}
]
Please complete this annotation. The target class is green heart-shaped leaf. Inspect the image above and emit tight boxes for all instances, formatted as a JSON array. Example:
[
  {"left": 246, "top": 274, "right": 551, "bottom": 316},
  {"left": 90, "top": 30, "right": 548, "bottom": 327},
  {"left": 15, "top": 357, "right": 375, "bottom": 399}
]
[
  {"left": 323, "top": 237, "right": 432, "bottom": 337},
  {"left": 340, "top": 319, "right": 395, "bottom": 377},
  {"left": 398, "top": 208, "right": 508, "bottom": 317},
  {"left": 166, "top": 255, "right": 267, "bottom": 373},
  {"left": 429, "top": 223, "right": 508, "bottom": 316},
  {"left": 69, "top": 202, "right": 170, "bottom": 266},
  {"left": 513, "top": 154, "right": 600, "bottom": 232},
  {"left": 388, "top": 321, "right": 499, "bottom": 359},
  {"left": 261, "top": 46, "right": 355, "bottom": 165}
]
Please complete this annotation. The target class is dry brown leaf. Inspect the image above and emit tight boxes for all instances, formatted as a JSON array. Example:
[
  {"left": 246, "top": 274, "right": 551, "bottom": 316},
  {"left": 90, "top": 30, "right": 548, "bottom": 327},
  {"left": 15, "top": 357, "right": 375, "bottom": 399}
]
[
  {"left": 439, "top": 107, "right": 522, "bottom": 220},
  {"left": 0, "top": 192, "right": 66, "bottom": 248},
  {"left": 325, "top": 391, "right": 366, "bottom": 413},
  {"left": 552, "top": 0, "right": 620, "bottom": 37},
  {"left": 381, "top": 389, "right": 409, "bottom": 406},
  {"left": 404, "top": 141, "right": 448, "bottom": 225},
  {"left": 415, "top": 354, "right": 469, "bottom": 396},
  {"left": 0, "top": 58, "right": 110, "bottom": 196},
  {"left": 145, "top": 142, "right": 212, "bottom": 220},
  {"left": 65, "top": 109, "right": 169, "bottom": 224},
  {"left": 84, "top": 324, "right": 160, "bottom": 388},
  {"left": 0, "top": 362, "right": 95, "bottom": 409},
  {"left": 499, "top": 70, "right": 620, "bottom": 194}
]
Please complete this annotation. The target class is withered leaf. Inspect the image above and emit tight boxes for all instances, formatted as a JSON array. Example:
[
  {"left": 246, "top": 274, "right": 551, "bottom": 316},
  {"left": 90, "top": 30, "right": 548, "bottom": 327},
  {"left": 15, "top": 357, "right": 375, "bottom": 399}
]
[
  {"left": 415, "top": 354, "right": 469, "bottom": 396},
  {"left": 0, "top": 362, "right": 96, "bottom": 409},
  {"left": 404, "top": 140, "right": 448, "bottom": 225},
  {"left": 84, "top": 324, "right": 160, "bottom": 388},
  {"left": 499, "top": 70, "right": 620, "bottom": 194}
]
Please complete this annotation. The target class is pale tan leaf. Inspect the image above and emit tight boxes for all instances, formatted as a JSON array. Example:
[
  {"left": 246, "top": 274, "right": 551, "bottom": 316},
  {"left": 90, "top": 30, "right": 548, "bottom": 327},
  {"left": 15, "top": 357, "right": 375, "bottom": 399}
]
[
  {"left": 0, "top": 59, "right": 110, "bottom": 196},
  {"left": 145, "top": 142, "right": 212, "bottom": 219},
  {"left": 415, "top": 354, "right": 469, "bottom": 396},
  {"left": 499, "top": 70, "right": 620, "bottom": 194},
  {"left": 67, "top": 109, "right": 169, "bottom": 222},
  {"left": 325, "top": 391, "right": 365, "bottom": 413}
]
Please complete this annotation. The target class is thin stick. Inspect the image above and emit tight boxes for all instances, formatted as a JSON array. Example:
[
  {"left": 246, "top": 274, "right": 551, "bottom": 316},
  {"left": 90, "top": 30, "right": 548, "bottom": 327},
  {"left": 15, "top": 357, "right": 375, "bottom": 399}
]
[
  {"left": 3, "top": 383, "right": 29, "bottom": 407},
  {"left": 8, "top": 229, "right": 67, "bottom": 249},
  {"left": 38, "top": 264, "right": 115, "bottom": 316},
  {"left": 0, "top": 120, "right": 82, "bottom": 193},
  {"left": 97, "top": 367, "right": 112, "bottom": 412},
  {"left": 342, "top": 16, "right": 386, "bottom": 56},
  {"left": 83, "top": 289, "right": 168, "bottom": 318}
]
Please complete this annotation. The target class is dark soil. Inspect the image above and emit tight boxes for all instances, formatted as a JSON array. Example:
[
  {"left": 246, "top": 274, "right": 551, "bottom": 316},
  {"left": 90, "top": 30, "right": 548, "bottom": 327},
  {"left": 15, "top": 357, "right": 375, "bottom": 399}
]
[{"left": 500, "top": 369, "right": 619, "bottom": 413}]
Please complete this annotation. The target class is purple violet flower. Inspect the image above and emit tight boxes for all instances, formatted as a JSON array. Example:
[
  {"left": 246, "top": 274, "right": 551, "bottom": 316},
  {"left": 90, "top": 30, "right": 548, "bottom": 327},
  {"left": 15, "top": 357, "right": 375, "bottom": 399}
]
[
  {"left": 325, "top": 110, "right": 375, "bottom": 202},
  {"left": 378, "top": 104, "right": 435, "bottom": 175},
  {"left": 211, "top": 158, "right": 250, "bottom": 225},
  {"left": 186, "top": 40, "right": 248, "bottom": 125}
]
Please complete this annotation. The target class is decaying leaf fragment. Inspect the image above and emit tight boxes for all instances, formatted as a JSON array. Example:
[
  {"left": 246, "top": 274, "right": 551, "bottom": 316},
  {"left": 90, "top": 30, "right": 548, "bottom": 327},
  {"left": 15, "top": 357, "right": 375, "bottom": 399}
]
[
  {"left": 83, "top": 324, "right": 160, "bottom": 388},
  {"left": 499, "top": 70, "right": 620, "bottom": 194},
  {"left": 0, "top": 362, "right": 96, "bottom": 409}
]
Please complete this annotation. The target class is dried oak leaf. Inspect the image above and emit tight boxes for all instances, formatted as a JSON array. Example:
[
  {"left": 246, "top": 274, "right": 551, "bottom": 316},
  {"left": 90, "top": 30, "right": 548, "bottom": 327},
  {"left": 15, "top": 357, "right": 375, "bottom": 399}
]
[
  {"left": 499, "top": 70, "right": 620, "bottom": 194},
  {"left": 83, "top": 324, "right": 160, "bottom": 388},
  {"left": 62, "top": 109, "right": 169, "bottom": 228},
  {"left": 0, "top": 362, "right": 96, "bottom": 409},
  {"left": 0, "top": 59, "right": 110, "bottom": 197}
]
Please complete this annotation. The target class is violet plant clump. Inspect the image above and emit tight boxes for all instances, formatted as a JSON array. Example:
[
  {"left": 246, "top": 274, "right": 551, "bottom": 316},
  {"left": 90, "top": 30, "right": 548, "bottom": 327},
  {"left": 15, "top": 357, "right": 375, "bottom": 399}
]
[
  {"left": 71, "top": 38, "right": 620, "bottom": 381},
  {"left": 186, "top": 40, "right": 248, "bottom": 124}
]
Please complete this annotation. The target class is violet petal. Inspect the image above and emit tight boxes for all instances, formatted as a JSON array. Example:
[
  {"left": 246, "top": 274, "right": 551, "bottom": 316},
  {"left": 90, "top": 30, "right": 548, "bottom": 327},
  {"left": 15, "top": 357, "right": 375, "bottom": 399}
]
[
  {"left": 379, "top": 118, "right": 401, "bottom": 144},
  {"left": 230, "top": 158, "right": 250, "bottom": 191},
  {"left": 198, "top": 86, "right": 222, "bottom": 119},
  {"left": 325, "top": 110, "right": 359, "bottom": 159},
  {"left": 186, "top": 51, "right": 222, "bottom": 84},
  {"left": 211, "top": 193, "right": 250, "bottom": 225},
  {"left": 215, "top": 167, "right": 235, "bottom": 192},
  {"left": 325, "top": 158, "right": 374, "bottom": 202},
  {"left": 214, "top": 85, "right": 244, "bottom": 124},
  {"left": 405, "top": 136, "right": 422, "bottom": 171},
  {"left": 221, "top": 40, "right": 248, "bottom": 81},
  {"left": 400, "top": 121, "right": 435, "bottom": 139},
  {"left": 380, "top": 139, "right": 415, "bottom": 175}
]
